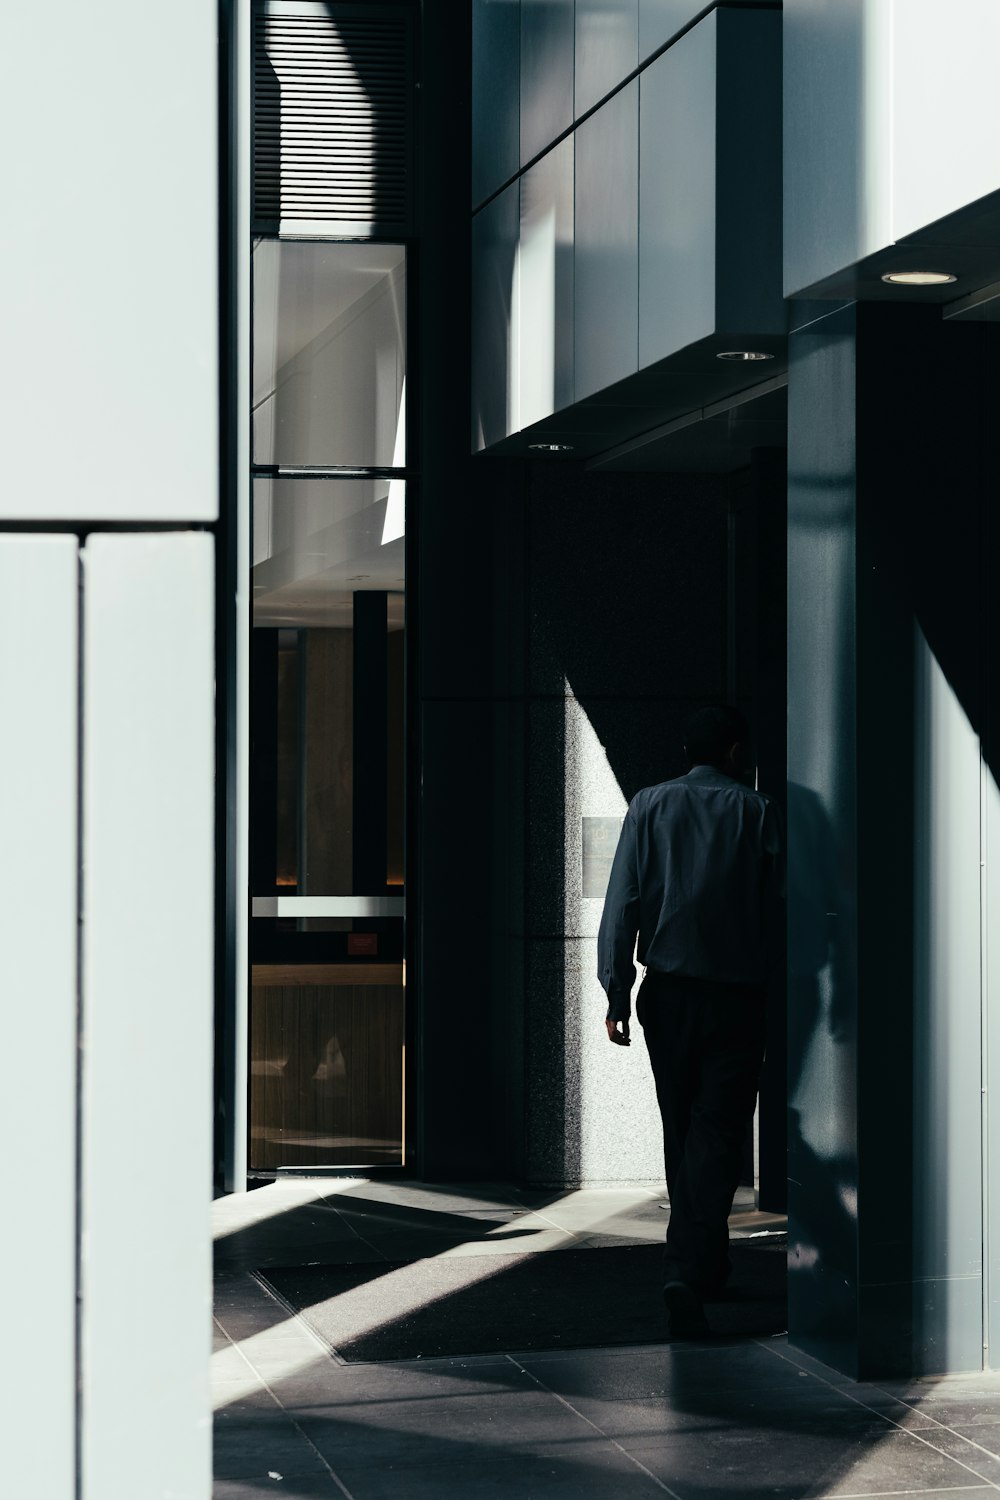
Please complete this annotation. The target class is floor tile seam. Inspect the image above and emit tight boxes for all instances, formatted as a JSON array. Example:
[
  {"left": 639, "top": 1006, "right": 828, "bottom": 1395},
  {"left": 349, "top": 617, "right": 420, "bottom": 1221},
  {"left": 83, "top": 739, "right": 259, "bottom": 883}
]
[
  {"left": 224, "top": 1264, "right": 362, "bottom": 1500},
  {"left": 826, "top": 1488, "right": 995, "bottom": 1498},
  {"left": 317, "top": 1193, "right": 396, "bottom": 1247},
  {"left": 509, "top": 1190, "right": 656, "bottom": 1237},
  {"left": 757, "top": 1341, "right": 1000, "bottom": 1489},
  {"left": 313, "top": 1213, "right": 400, "bottom": 1262},
  {"left": 320, "top": 1190, "right": 530, "bottom": 1221},
  {"left": 228, "top": 1358, "right": 361, "bottom": 1500},
  {"left": 215, "top": 1271, "right": 286, "bottom": 1298},
  {"left": 766, "top": 1349, "right": 1000, "bottom": 1445},
  {"left": 503, "top": 1353, "right": 685, "bottom": 1499},
  {"left": 247, "top": 1269, "right": 352, "bottom": 1370},
  {"left": 278, "top": 1414, "right": 361, "bottom": 1500},
  {"left": 280, "top": 1386, "right": 554, "bottom": 1415},
  {"left": 214, "top": 1305, "right": 284, "bottom": 1341},
  {"left": 512, "top": 1337, "right": 777, "bottom": 1366},
  {"left": 334, "top": 1334, "right": 699, "bottom": 1369},
  {"left": 933, "top": 1428, "right": 1000, "bottom": 1469},
  {"left": 213, "top": 1319, "right": 317, "bottom": 1347},
  {"left": 213, "top": 1314, "right": 286, "bottom": 1410}
]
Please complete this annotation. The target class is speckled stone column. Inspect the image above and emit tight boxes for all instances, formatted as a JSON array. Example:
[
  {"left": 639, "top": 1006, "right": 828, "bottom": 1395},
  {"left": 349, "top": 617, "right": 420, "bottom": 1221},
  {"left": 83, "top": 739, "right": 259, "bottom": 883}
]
[{"left": 522, "top": 470, "right": 734, "bottom": 1187}]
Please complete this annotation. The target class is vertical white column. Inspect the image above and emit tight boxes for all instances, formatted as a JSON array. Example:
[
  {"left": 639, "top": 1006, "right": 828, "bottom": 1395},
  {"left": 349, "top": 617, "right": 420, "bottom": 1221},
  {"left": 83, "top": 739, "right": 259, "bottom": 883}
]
[
  {"left": 1, "top": 2, "right": 218, "bottom": 521},
  {"left": 229, "top": 0, "right": 252, "bottom": 1193},
  {"left": 0, "top": 537, "right": 79, "bottom": 1498},
  {"left": 985, "top": 758, "right": 1000, "bottom": 1363},
  {"left": 81, "top": 534, "right": 215, "bottom": 1499},
  {"left": 912, "top": 629, "right": 984, "bottom": 1366}
]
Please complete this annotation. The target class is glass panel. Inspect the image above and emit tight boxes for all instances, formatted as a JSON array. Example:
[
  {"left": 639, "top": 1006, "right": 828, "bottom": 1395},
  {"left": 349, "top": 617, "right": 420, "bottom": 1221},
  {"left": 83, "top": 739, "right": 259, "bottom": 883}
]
[
  {"left": 253, "top": 241, "right": 406, "bottom": 468},
  {"left": 249, "top": 960, "right": 405, "bottom": 1171},
  {"left": 250, "top": 475, "right": 405, "bottom": 1170},
  {"left": 253, "top": 475, "right": 405, "bottom": 614}
]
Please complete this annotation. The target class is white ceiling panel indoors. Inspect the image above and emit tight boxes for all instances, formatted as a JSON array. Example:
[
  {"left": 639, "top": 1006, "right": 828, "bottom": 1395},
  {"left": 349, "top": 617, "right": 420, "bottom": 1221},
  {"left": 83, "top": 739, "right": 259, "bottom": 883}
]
[{"left": 252, "top": 477, "right": 404, "bottom": 629}]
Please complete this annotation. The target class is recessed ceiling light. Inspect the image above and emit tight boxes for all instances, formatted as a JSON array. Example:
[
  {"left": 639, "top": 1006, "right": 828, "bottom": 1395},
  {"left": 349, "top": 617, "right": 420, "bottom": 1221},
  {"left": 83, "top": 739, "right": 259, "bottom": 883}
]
[
  {"left": 716, "top": 350, "right": 774, "bottom": 362},
  {"left": 528, "top": 442, "right": 574, "bottom": 452},
  {"left": 881, "top": 270, "right": 957, "bottom": 286}
]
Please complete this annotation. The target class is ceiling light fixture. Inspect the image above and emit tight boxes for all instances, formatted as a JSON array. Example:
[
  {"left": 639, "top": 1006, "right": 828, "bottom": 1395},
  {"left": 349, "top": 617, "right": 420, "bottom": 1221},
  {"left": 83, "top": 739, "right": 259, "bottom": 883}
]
[
  {"left": 528, "top": 442, "right": 574, "bottom": 452},
  {"left": 880, "top": 270, "right": 957, "bottom": 286},
  {"left": 716, "top": 350, "right": 774, "bottom": 362}
]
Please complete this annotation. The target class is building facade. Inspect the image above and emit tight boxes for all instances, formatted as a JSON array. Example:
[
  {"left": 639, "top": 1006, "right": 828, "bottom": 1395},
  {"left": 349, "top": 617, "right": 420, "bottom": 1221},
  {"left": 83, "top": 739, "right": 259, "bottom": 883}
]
[
  {"left": 4, "top": 1, "right": 1000, "bottom": 1493},
  {"left": 467, "top": 0, "right": 1000, "bottom": 1383}
]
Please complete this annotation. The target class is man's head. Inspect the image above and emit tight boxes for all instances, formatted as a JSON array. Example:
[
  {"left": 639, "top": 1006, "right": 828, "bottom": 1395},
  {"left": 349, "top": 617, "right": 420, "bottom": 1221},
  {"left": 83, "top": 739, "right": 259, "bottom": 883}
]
[{"left": 683, "top": 704, "right": 751, "bottom": 776}]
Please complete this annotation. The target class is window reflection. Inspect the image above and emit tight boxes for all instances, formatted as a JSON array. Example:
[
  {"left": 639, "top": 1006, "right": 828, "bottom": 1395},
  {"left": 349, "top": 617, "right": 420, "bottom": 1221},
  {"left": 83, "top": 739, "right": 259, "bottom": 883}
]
[
  {"left": 250, "top": 239, "right": 407, "bottom": 1168},
  {"left": 252, "top": 240, "right": 406, "bottom": 468},
  {"left": 250, "top": 963, "right": 405, "bottom": 1171},
  {"left": 252, "top": 609, "right": 404, "bottom": 901},
  {"left": 250, "top": 474, "right": 405, "bottom": 1171},
  {"left": 252, "top": 476, "right": 405, "bottom": 614}
]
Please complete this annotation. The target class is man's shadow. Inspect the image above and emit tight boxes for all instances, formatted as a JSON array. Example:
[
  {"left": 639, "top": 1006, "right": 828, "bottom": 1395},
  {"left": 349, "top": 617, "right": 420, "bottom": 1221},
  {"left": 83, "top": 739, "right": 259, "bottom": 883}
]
[{"left": 785, "top": 780, "right": 859, "bottom": 1355}]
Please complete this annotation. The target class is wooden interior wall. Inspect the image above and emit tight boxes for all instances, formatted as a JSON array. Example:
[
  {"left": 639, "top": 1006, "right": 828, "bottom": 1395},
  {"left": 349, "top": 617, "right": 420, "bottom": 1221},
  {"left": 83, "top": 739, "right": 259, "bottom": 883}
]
[{"left": 250, "top": 964, "right": 404, "bottom": 1170}]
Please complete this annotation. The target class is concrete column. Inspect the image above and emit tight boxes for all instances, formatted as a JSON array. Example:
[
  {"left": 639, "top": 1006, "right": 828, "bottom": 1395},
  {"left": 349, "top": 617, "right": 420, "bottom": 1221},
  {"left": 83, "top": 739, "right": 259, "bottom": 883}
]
[{"left": 787, "top": 302, "right": 989, "bottom": 1378}]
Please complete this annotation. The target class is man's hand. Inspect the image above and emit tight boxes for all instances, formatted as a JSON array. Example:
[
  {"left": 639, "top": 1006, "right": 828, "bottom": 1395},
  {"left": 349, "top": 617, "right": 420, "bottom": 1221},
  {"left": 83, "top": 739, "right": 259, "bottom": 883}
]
[{"left": 605, "top": 1018, "right": 631, "bottom": 1046}]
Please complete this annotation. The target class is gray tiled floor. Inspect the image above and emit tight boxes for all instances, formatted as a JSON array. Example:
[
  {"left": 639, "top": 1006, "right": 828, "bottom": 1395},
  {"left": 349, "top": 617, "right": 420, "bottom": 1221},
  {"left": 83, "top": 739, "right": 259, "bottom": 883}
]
[{"left": 213, "top": 1180, "right": 1000, "bottom": 1498}]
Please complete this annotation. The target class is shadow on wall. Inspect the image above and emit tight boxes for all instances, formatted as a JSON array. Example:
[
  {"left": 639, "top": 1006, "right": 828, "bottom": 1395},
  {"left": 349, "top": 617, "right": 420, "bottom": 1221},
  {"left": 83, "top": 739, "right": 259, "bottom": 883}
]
[
  {"left": 255, "top": 4, "right": 410, "bottom": 234},
  {"left": 522, "top": 462, "right": 777, "bottom": 1188},
  {"left": 787, "top": 305, "right": 1000, "bottom": 1378}
]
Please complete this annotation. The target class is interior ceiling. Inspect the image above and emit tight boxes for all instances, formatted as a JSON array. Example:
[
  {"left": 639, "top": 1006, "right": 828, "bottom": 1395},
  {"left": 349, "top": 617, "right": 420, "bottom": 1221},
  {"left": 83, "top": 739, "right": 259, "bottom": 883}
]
[
  {"left": 253, "top": 494, "right": 405, "bottom": 628},
  {"left": 254, "top": 565, "right": 406, "bottom": 630},
  {"left": 250, "top": 245, "right": 407, "bottom": 626},
  {"left": 252, "top": 239, "right": 404, "bottom": 379}
]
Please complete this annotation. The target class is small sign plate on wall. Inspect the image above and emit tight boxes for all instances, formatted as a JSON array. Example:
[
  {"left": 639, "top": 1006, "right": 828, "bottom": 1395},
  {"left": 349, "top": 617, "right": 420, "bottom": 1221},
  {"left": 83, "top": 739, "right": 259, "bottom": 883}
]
[
  {"left": 582, "top": 817, "right": 624, "bottom": 899},
  {"left": 348, "top": 932, "right": 378, "bottom": 956}
]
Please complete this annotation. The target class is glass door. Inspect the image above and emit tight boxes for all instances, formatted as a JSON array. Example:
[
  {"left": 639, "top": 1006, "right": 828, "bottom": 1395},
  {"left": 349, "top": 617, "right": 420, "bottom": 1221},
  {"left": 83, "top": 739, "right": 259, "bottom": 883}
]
[{"left": 249, "top": 240, "right": 407, "bottom": 1171}]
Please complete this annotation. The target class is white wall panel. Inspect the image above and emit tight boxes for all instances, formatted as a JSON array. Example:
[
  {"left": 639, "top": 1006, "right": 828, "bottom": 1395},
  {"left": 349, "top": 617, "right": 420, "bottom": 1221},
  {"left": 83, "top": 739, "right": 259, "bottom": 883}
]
[
  {"left": 81, "top": 534, "right": 214, "bottom": 1499},
  {"left": 473, "top": 0, "right": 521, "bottom": 205},
  {"left": 892, "top": 0, "right": 1000, "bottom": 243},
  {"left": 1, "top": 3, "right": 218, "bottom": 521},
  {"left": 715, "top": 8, "right": 783, "bottom": 335},
  {"left": 912, "top": 631, "right": 984, "bottom": 1365},
  {"left": 640, "top": 0, "right": 701, "bottom": 59},
  {"left": 516, "top": 137, "right": 575, "bottom": 428},
  {"left": 575, "top": 81, "right": 639, "bottom": 401},
  {"left": 521, "top": 0, "right": 575, "bottom": 166},
  {"left": 472, "top": 183, "right": 520, "bottom": 449},
  {"left": 986, "top": 758, "right": 1000, "bottom": 1361},
  {"left": 576, "top": 0, "right": 638, "bottom": 118},
  {"left": 0, "top": 537, "right": 79, "bottom": 1500},
  {"left": 785, "top": 0, "right": 1000, "bottom": 296},
  {"left": 784, "top": 0, "right": 892, "bottom": 297},
  {"left": 639, "top": 15, "right": 716, "bottom": 366},
  {"left": 640, "top": 0, "right": 758, "bottom": 63}
]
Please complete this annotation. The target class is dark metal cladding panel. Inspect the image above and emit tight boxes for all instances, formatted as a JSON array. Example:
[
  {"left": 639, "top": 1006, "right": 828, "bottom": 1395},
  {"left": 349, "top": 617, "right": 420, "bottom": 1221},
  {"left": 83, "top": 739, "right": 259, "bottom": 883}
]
[{"left": 253, "top": 2, "right": 412, "bottom": 233}]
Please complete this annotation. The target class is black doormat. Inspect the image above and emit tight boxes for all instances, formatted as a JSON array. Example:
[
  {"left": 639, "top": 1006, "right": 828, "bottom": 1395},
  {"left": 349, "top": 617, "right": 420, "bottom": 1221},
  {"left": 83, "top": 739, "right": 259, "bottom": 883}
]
[{"left": 260, "top": 1238, "right": 787, "bottom": 1362}]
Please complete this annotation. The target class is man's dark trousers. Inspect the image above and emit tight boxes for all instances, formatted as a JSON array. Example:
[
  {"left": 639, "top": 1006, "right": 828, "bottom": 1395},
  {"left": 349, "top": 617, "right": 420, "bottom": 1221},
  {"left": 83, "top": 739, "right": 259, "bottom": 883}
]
[{"left": 636, "top": 971, "right": 767, "bottom": 1293}]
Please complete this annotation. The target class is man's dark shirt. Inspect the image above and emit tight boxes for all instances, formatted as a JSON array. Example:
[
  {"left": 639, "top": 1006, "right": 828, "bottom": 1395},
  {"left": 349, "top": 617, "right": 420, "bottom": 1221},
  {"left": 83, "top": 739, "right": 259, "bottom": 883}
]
[{"left": 597, "top": 766, "right": 783, "bottom": 1022}]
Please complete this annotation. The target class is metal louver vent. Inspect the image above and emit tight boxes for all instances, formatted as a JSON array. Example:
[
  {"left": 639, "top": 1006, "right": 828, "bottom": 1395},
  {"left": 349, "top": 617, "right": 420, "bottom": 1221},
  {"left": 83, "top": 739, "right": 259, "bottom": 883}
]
[{"left": 253, "top": 2, "right": 411, "bottom": 236}]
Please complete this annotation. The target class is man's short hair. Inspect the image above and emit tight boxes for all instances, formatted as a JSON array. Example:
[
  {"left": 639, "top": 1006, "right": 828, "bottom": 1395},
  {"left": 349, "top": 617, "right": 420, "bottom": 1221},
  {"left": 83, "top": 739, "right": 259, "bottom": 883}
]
[{"left": 684, "top": 705, "right": 750, "bottom": 768}]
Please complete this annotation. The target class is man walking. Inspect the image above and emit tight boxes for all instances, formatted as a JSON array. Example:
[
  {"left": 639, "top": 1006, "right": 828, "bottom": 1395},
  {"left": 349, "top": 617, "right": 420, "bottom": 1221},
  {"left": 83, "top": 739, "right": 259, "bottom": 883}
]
[{"left": 598, "top": 705, "right": 782, "bottom": 1337}]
